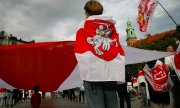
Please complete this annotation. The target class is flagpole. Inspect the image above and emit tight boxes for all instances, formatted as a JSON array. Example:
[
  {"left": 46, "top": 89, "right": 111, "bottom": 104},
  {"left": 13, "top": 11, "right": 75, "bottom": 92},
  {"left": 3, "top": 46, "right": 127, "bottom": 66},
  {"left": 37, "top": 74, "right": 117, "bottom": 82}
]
[{"left": 157, "top": 1, "right": 178, "bottom": 26}]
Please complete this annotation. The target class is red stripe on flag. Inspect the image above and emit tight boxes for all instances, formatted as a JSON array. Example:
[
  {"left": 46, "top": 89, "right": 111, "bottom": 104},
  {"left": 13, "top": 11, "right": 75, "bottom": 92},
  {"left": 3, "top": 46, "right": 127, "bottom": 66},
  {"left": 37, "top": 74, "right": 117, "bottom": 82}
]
[{"left": 0, "top": 41, "right": 77, "bottom": 92}]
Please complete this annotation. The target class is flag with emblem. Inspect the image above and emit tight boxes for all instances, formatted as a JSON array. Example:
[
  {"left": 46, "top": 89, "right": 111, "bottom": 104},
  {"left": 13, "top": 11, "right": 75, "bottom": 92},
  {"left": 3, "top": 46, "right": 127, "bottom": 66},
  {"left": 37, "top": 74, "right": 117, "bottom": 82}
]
[
  {"left": 137, "top": 0, "right": 158, "bottom": 32},
  {"left": 75, "top": 15, "right": 125, "bottom": 82}
]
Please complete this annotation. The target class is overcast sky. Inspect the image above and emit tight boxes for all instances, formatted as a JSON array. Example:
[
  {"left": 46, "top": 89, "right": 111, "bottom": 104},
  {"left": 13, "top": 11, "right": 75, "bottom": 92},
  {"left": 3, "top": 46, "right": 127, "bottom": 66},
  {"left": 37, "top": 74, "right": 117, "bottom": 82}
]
[{"left": 0, "top": 0, "right": 180, "bottom": 45}]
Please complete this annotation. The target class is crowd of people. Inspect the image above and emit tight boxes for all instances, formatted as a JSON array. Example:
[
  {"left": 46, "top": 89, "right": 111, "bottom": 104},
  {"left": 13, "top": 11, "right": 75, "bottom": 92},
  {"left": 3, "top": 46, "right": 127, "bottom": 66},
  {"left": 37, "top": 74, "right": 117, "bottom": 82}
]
[
  {"left": 0, "top": 89, "right": 31, "bottom": 107},
  {"left": 0, "top": 1, "right": 179, "bottom": 108},
  {"left": 74, "top": 0, "right": 180, "bottom": 108},
  {"left": 131, "top": 45, "right": 180, "bottom": 108},
  {"left": 61, "top": 86, "right": 85, "bottom": 104},
  {"left": 0, "top": 86, "right": 42, "bottom": 108}
]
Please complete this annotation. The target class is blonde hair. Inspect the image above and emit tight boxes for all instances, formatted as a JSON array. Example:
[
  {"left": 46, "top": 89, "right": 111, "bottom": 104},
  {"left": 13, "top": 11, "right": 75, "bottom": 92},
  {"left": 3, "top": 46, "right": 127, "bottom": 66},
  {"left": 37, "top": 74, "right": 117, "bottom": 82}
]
[
  {"left": 84, "top": 0, "right": 103, "bottom": 16},
  {"left": 167, "top": 46, "right": 175, "bottom": 52}
]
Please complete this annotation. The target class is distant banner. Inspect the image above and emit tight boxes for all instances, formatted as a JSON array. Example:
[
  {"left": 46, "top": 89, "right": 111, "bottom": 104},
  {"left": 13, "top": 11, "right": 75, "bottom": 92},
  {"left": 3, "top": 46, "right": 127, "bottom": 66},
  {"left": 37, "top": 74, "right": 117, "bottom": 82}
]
[{"left": 137, "top": 0, "right": 158, "bottom": 32}]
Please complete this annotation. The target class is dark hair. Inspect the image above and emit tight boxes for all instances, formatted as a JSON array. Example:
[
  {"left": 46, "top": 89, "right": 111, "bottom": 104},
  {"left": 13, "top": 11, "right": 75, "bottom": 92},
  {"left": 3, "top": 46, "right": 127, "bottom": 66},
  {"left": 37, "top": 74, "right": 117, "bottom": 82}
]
[
  {"left": 34, "top": 86, "right": 40, "bottom": 93},
  {"left": 84, "top": 0, "right": 103, "bottom": 16},
  {"left": 147, "top": 60, "right": 157, "bottom": 68}
]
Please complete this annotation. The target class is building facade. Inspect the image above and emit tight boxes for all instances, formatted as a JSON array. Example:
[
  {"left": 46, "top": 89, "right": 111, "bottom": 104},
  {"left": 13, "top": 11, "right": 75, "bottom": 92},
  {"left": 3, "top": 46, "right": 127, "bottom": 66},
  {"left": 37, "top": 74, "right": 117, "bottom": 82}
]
[{"left": 0, "top": 31, "right": 35, "bottom": 45}]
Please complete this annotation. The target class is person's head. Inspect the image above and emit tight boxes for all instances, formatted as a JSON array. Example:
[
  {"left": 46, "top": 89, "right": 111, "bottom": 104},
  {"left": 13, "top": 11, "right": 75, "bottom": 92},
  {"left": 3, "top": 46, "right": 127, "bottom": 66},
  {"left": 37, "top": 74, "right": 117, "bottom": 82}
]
[
  {"left": 166, "top": 46, "right": 175, "bottom": 52},
  {"left": 138, "top": 65, "right": 143, "bottom": 71},
  {"left": 147, "top": 60, "right": 157, "bottom": 68},
  {"left": 33, "top": 86, "right": 40, "bottom": 93},
  {"left": 84, "top": 0, "right": 103, "bottom": 18}
]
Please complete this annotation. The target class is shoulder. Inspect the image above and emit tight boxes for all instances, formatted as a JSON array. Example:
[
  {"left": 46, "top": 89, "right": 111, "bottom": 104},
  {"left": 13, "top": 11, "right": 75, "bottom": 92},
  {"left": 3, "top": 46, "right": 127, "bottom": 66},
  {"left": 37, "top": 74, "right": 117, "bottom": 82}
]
[
  {"left": 155, "top": 60, "right": 163, "bottom": 66},
  {"left": 165, "top": 55, "right": 174, "bottom": 64},
  {"left": 77, "top": 20, "right": 85, "bottom": 29}
]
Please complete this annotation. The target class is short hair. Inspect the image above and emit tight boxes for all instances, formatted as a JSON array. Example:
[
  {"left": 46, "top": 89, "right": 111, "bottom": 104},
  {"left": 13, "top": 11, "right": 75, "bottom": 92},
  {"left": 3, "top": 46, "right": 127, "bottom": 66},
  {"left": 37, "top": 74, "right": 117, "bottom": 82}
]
[
  {"left": 167, "top": 46, "right": 175, "bottom": 52},
  {"left": 84, "top": 0, "right": 103, "bottom": 16}
]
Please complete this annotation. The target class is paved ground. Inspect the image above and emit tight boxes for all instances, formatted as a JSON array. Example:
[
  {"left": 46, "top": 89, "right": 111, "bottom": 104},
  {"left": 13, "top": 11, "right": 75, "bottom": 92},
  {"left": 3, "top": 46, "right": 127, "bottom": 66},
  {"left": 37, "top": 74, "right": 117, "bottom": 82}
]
[
  {"left": 4, "top": 95, "right": 172, "bottom": 108},
  {"left": 11, "top": 97, "right": 88, "bottom": 108},
  {"left": 5, "top": 97, "right": 151, "bottom": 108}
]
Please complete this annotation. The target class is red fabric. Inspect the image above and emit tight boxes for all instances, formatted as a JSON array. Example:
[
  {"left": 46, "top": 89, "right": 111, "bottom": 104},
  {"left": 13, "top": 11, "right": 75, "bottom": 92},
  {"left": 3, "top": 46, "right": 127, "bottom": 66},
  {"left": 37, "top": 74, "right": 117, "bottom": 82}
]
[
  {"left": 174, "top": 52, "right": 180, "bottom": 70},
  {"left": 0, "top": 88, "right": 6, "bottom": 92},
  {"left": 31, "top": 93, "right": 41, "bottom": 108},
  {"left": 151, "top": 65, "right": 168, "bottom": 85},
  {"left": 138, "top": 71, "right": 144, "bottom": 76},
  {"left": 133, "top": 77, "right": 137, "bottom": 84},
  {"left": 0, "top": 41, "right": 77, "bottom": 92},
  {"left": 75, "top": 19, "right": 124, "bottom": 61},
  {"left": 74, "top": 28, "right": 89, "bottom": 54}
]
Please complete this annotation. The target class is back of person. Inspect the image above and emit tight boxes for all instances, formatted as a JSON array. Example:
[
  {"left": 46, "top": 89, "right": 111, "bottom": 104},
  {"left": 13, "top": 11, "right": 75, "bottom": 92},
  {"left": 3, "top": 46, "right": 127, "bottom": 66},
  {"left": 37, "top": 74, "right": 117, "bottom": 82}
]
[
  {"left": 75, "top": 1, "right": 125, "bottom": 108},
  {"left": 165, "top": 45, "right": 180, "bottom": 108},
  {"left": 117, "top": 67, "right": 131, "bottom": 108},
  {"left": 31, "top": 93, "right": 41, "bottom": 108},
  {"left": 31, "top": 86, "right": 41, "bottom": 108}
]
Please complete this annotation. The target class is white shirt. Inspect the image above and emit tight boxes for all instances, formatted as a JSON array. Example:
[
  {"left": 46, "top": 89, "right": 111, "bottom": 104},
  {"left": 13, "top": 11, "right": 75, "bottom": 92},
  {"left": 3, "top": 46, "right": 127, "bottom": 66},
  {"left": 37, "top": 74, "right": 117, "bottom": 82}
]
[{"left": 165, "top": 55, "right": 180, "bottom": 80}]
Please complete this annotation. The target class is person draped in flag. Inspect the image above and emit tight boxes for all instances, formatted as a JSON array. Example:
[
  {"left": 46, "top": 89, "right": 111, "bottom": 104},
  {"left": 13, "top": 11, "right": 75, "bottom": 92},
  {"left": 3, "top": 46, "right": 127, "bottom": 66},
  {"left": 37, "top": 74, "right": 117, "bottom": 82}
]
[
  {"left": 137, "top": 66, "right": 150, "bottom": 107},
  {"left": 74, "top": 0, "right": 125, "bottom": 108},
  {"left": 164, "top": 45, "right": 180, "bottom": 108},
  {"left": 143, "top": 60, "right": 170, "bottom": 108}
]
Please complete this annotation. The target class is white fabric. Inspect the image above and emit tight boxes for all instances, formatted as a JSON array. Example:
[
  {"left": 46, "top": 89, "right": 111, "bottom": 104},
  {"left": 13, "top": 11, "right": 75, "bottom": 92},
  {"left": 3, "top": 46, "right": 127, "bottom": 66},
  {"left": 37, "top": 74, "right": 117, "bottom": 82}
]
[
  {"left": 77, "top": 15, "right": 115, "bottom": 30},
  {"left": 0, "top": 46, "right": 174, "bottom": 91},
  {"left": 138, "top": 71, "right": 150, "bottom": 99},
  {"left": 123, "top": 46, "right": 173, "bottom": 65},
  {"left": 138, "top": 72, "right": 146, "bottom": 84},
  {"left": 80, "top": 86, "right": 84, "bottom": 91},
  {"left": 133, "top": 82, "right": 138, "bottom": 88},
  {"left": 165, "top": 55, "right": 180, "bottom": 81},
  {"left": 133, "top": 77, "right": 138, "bottom": 88},
  {"left": 143, "top": 60, "right": 169, "bottom": 92},
  {"left": 87, "top": 15, "right": 115, "bottom": 23},
  {"left": 0, "top": 79, "right": 15, "bottom": 90},
  {"left": 76, "top": 15, "right": 125, "bottom": 82},
  {"left": 143, "top": 60, "right": 162, "bottom": 87},
  {"left": 176, "top": 43, "right": 180, "bottom": 52},
  {"left": 56, "top": 65, "right": 83, "bottom": 91},
  {"left": 76, "top": 52, "right": 125, "bottom": 82}
]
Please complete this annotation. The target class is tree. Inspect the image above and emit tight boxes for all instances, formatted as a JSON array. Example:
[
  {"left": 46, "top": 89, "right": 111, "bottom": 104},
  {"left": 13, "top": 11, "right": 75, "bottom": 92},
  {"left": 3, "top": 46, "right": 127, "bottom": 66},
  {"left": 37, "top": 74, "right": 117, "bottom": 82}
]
[
  {"left": 129, "top": 32, "right": 179, "bottom": 76},
  {"left": 0, "top": 31, "right": 5, "bottom": 36}
]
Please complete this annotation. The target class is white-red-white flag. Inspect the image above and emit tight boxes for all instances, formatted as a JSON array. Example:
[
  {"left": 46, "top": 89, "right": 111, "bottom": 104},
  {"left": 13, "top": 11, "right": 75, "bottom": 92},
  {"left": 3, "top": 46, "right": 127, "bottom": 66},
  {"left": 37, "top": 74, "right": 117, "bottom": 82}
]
[
  {"left": 137, "top": 0, "right": 158, "bottom": 32},
  {"left": 0, "top": 41, "right": 173, "bottom": 91},
  {"left": 138, "top": 70, "right": 150, "bottom": 99},
  {"left": 75, "top": 15, "right": 125, "bottom": 82},
  {"left": 133, "top": 77, "right": 138, "bottom": 88},
  {"left": 138, "top": 71, "right": 146, "bottom": 84}
]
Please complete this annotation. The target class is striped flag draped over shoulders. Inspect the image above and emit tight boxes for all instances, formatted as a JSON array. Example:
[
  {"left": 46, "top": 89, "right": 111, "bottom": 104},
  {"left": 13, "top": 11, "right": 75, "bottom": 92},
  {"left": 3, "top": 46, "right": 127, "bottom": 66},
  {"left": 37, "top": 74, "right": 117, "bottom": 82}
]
[
  {"left": 138, "top": 70, "right": 150, "bottom": 99},
  {"left": 137, "top": 0, "right": 158, "bottom": 32},
  {"left": 75, "top": 15, "right": 125, "bottom": 82}
]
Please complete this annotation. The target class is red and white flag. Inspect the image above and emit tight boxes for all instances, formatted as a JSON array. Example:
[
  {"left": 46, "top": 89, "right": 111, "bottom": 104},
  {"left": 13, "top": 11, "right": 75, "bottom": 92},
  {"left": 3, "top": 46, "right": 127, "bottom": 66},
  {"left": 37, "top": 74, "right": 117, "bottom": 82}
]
[
  {"left": 133, "top": 77, "right": 138, "bottom": 88},
  {"left": 138, "top": 70, "right": 150, "bottom": 99},
  {"left": 0, "top": 40, "right": 173, "bottom": 91},
  {"left": 138, "top": 71, "right": 146, "bottom": 84},
  {"left": 0, "top": 41, "right": 78, "bottom": 92},
  {"left": 143, "top": 60, "right": 169, "bottom": 92},
  {"left": 0, "top": 88, "right": 6, "bottom": 98},
  {"left": 137, "top": 0, "right": 158, "bottom": 32},
  {"left": 75, "top": 15, "right": 125, "bottom": 82}
]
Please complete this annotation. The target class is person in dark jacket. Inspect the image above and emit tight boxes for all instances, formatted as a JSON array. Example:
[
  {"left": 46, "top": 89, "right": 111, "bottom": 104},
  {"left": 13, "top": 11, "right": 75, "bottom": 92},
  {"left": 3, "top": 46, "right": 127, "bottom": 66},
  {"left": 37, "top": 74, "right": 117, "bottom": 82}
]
[
  {"left": 117, "top": 66, "right": 131, "bottom": 108},
  {"left": 31, "top": 86, "right": 41, "bottom": 108}
]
